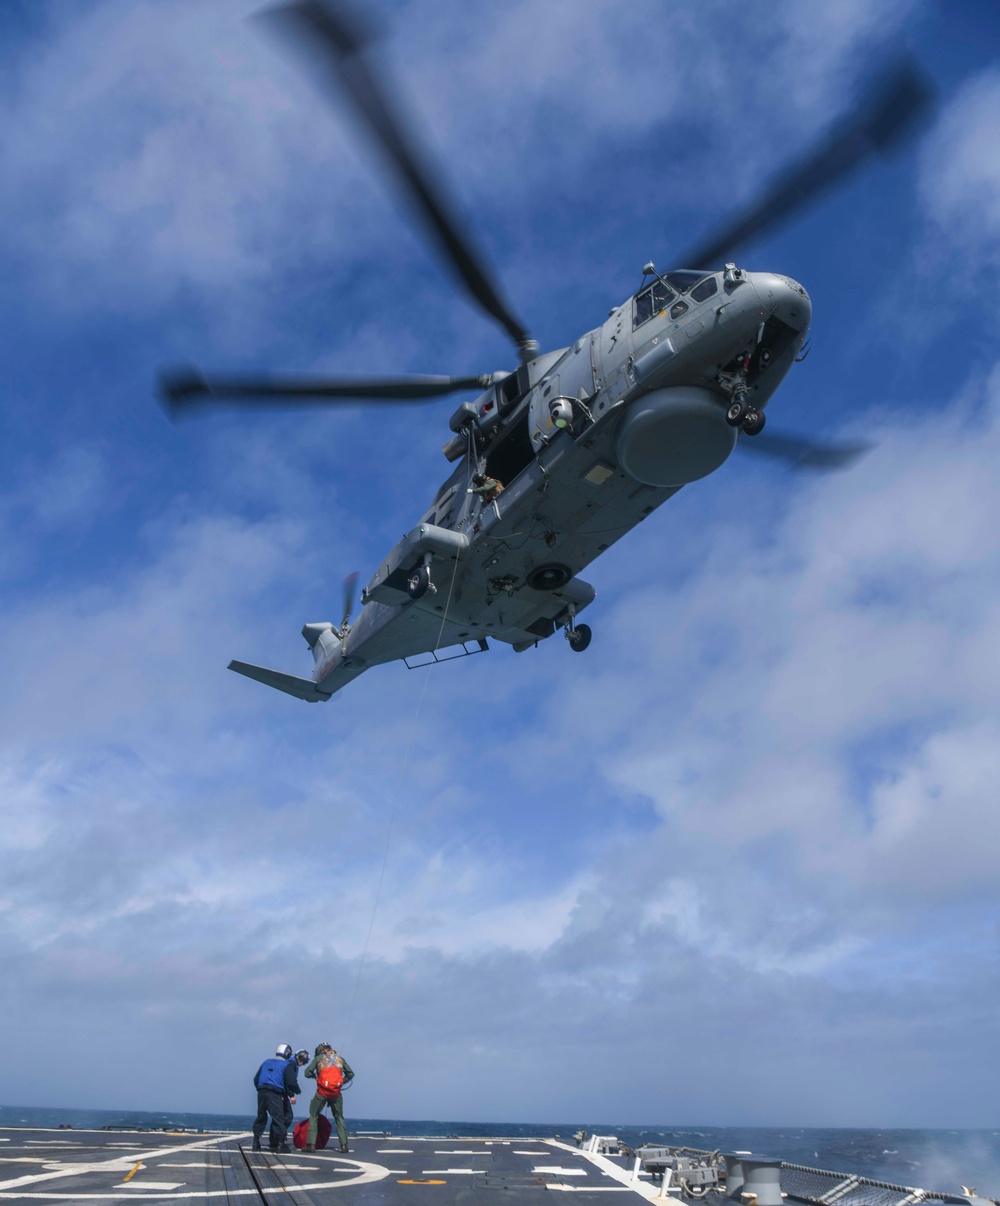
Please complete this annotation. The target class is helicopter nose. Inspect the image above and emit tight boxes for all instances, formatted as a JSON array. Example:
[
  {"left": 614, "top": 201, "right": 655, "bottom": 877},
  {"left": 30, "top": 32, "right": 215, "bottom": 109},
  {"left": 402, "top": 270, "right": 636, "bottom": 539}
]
[{"left": 749, "top": 272, "right": 812, "bottom": 333}]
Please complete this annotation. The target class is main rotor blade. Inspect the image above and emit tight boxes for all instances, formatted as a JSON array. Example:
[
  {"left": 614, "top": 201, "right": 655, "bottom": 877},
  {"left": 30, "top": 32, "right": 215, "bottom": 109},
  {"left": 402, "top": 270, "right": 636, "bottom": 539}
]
[
  {"left": 738, "top": 429, "right": 873, "bottom": 471},
  {"left": 161, "top": 367, "right": 492, "bottom": 415},
  {"left": 675, "top": 59, "right": 934, "bottom": 269},
  {"left": 260, "top": 0, "right": 536, "bottom": 358}
]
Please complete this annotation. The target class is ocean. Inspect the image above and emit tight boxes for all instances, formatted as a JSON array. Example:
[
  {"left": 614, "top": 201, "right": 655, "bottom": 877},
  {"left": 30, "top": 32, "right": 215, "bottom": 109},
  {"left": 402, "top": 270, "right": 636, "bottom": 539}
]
[{"left": 1, "top": 1106, "right": 998, "bottom": 1198}]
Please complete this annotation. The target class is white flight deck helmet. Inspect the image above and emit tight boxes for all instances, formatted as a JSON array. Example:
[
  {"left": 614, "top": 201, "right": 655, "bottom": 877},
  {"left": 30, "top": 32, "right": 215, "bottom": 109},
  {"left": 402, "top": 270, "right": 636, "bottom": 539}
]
[{"left": 276, "top": 1043, "right": 293, "bottom": 1059}]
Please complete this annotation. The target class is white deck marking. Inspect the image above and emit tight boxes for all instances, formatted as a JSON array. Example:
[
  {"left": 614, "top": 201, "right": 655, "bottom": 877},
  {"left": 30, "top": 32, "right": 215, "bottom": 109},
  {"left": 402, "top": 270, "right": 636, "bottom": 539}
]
[
  {"left": 155, "top": 1164, "right": 219, "bottom": 1169},
  {"left": 122, "top": 1183, "right": 184, "bottom": 1191},
  {"left": 376, "top": 1149, "right": 414, "bottom": 1153},
  {"left": 0, "top": 1153, "right": 392, "bottom": 1199},
  {"left": 545, "top": 1185, "right": 632, "bottom": 1192},
  {"left": 514, "top": 1150, "right": 552, "bottom": 1155},
  {"left": 421, "top": 1168, "right": 488, "bottom": 1175},
  {"left": 433, "top": 1150, "right": 490, "bottom": 1155},
  {"left": 534, "top": 1167, "right": 588, "bottom": 1176}
]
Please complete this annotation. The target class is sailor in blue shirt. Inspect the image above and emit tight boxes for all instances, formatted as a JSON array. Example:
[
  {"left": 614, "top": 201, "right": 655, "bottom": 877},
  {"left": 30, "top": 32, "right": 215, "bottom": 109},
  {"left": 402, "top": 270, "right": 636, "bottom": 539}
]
[{"left": 252, "top": 1043, "right": 302, "bottom": 1152}]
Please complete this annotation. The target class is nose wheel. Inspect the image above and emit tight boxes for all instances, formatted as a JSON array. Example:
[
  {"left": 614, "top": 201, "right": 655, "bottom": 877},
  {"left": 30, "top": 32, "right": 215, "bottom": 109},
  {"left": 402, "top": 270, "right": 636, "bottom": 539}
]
[{"left": 725, "top": 389, "right": 765, "bottom": 436}]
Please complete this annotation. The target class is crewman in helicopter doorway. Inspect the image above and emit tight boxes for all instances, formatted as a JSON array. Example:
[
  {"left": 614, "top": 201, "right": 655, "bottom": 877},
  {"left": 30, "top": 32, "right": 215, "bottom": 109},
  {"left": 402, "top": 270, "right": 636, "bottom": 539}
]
[
  {"left": 469, "top": 472, "right": 504, "bottom": 518},
  {"left": 303, "top": 1043, "right": 354, "bottom": 1152}
]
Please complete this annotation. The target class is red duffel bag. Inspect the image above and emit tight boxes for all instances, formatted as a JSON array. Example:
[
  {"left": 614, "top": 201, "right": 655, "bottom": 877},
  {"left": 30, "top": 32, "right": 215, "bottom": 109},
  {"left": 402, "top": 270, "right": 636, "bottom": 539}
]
[{"left": 292, "top": 1115, "right": 332, "bottom": 1149}]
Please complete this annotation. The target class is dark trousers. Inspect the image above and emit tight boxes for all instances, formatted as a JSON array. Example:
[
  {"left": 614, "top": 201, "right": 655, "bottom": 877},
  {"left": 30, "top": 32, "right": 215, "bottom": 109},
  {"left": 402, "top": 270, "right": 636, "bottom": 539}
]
[{"left": 252, "top": 1088, "right": 289, "bottom": 1150}]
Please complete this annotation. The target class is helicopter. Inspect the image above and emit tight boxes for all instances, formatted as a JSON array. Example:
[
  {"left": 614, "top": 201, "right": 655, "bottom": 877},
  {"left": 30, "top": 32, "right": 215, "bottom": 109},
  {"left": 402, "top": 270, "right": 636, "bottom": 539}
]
[{"left": 162, "top": 0, "right": 932, "bottom": 704}]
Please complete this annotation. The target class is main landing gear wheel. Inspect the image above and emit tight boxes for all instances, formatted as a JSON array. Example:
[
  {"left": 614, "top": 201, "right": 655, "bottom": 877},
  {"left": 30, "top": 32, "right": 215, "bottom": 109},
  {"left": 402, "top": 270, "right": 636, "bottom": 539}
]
[
  {"left": 742, "top": 408, "right": 766, "bottom": 436},
  {"left": 567, "top": 623, "right": 592, "bottom": 652},
  {"left": 726, "top": 397, "right": 748, "bottom": 427},
  {"left": 407, "top": 564, "right": 430, "bottom": 600}
]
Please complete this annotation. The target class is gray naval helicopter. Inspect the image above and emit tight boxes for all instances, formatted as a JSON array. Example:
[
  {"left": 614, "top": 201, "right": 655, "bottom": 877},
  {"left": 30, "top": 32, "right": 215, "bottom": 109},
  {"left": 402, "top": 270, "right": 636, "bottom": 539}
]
[{"left": 162, "top": 0, "right": 932, "bottom": 704}]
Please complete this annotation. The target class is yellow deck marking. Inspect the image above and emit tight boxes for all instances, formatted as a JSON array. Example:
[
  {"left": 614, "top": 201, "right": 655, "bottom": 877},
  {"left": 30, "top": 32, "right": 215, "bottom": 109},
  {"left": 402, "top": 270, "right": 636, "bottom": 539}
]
[
  {"left": 398, "top": 1178, "right": 447, "bottom": 1185},
  {"left": 122, "top": 1162, "right": 143, "bottom": 1183}
]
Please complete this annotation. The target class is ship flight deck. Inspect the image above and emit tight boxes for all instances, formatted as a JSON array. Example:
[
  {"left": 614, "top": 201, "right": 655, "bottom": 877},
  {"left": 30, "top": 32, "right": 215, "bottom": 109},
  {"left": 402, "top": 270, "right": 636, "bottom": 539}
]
[
  {"left": 0, "top": 1129, "right": 654, "bottom": 1204},
  {"left": 2, "top": 1128, "right": 995, "bottom": 1206}
]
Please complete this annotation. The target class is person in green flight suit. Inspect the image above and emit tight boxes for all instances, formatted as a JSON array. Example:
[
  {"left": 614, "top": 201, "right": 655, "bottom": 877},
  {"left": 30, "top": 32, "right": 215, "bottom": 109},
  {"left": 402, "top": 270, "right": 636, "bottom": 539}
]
[
  {"left": 303, "top": 1043, "right": 354, "bottom": 1152},
  {"left": 469, "top": 472, "right": 504, "bottom": 503}
]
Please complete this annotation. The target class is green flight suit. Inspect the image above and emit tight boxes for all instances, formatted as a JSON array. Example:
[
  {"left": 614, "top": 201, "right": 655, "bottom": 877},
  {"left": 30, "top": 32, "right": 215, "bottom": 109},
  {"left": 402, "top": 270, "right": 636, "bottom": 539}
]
[{"left": 304, "top": 1054, "right": 354, "bottom": 1149}]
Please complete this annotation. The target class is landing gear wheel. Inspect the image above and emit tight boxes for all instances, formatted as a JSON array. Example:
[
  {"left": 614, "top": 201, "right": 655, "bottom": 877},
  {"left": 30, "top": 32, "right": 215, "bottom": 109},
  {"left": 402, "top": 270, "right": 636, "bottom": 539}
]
[
  {"left": 567, "top": 623, "right": 592, "bottom": 652},
  {"left": 742, "top": 408, "right": 766, "bottom": 436},
  {"left": 726, "top": 398, "right": 748, "bottom": 427},
  {"left": 407, "top": 564, "right": 430, "bottom": 600}
]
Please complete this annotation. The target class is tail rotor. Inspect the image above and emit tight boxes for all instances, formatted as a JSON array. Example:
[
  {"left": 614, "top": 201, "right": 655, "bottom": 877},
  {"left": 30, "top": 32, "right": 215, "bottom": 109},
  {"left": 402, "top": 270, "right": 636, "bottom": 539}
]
[{"left": 339, "top": 571, "right": 360, "bottom": 636}]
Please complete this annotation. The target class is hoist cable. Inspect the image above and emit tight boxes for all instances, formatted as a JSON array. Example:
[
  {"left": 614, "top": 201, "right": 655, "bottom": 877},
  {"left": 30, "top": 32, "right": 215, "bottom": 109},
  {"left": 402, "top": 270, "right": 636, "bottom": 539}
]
[{"left": 343, "top": 503, "right": 466, "bottom": 1041}]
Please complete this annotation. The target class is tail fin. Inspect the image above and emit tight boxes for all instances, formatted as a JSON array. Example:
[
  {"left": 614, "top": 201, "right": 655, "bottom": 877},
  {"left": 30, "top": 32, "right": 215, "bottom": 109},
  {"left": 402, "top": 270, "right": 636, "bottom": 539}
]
[{"left": 228, "top": 660, "right": 329, "bottom": 703}]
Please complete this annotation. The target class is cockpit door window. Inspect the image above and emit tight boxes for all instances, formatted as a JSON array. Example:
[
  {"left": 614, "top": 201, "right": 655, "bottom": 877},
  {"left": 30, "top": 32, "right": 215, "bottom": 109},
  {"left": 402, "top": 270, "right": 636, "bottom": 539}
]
[{"left": 633, "top": 278, "right": 678, "bottom": 330}]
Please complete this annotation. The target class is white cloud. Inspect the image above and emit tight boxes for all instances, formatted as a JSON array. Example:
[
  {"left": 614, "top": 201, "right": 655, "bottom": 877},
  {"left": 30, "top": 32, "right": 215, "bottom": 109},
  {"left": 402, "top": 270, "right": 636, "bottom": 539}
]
[
  {"left": 0, "top": 0, "right": 919, "bottom": 336},
  {"left": 592, "top": 378, "right": 1000, "bottom": 912}
]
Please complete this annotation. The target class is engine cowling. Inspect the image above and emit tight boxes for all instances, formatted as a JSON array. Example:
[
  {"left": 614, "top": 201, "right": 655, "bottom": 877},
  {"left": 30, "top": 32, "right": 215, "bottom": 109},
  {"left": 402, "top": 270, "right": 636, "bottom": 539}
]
[{"left": 613, "top": 385, "right": 737, "bottom": 487}]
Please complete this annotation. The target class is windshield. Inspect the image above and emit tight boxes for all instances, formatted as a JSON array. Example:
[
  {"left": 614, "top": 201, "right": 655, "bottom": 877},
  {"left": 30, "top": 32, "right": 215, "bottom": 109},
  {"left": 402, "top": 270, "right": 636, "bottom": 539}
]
[{"left": 664, "top": 270, "right": 714, "bottom": 293}]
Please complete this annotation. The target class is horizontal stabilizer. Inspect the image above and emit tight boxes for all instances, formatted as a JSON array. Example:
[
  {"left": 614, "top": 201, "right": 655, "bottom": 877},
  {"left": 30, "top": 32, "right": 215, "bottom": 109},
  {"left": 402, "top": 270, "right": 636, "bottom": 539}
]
[{"left": 228, "top": 659, "right": 327, "bottom": 702}]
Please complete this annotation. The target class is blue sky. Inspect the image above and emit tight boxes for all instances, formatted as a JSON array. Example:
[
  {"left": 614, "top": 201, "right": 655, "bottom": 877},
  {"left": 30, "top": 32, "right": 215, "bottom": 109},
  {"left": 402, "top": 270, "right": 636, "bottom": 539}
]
[{"left": 0, "top": 0, "right": 999, "bottom": 1130}]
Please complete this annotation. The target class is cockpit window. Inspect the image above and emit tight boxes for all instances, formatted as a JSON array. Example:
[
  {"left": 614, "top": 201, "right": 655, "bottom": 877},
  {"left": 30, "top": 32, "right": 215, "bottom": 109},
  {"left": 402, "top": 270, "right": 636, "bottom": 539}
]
[
  {"left": 690, "top": 275, "right": 718, "bottom": 303},
  {"left": 664, "top": 270, "right": 713, "bottom": 293},
  {"left": 633, "top": 278, "right": 677, "bottom": 329},
  {"left": 670, "top": 299, "right": 688, "bottom": 320}
]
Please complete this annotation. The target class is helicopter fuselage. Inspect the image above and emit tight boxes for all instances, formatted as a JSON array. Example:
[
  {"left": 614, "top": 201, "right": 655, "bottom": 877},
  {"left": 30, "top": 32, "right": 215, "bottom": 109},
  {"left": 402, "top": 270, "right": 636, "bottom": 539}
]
[{"left": 250, "top": 266, "right": 810, "bottom": 701}]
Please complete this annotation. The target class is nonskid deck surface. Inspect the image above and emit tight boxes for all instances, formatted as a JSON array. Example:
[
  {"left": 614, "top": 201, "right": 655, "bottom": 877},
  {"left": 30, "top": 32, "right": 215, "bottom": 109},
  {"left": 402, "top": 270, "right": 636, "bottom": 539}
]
[{"left": 0, "top": 1129, "right": 649, "bottom": 1204}]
